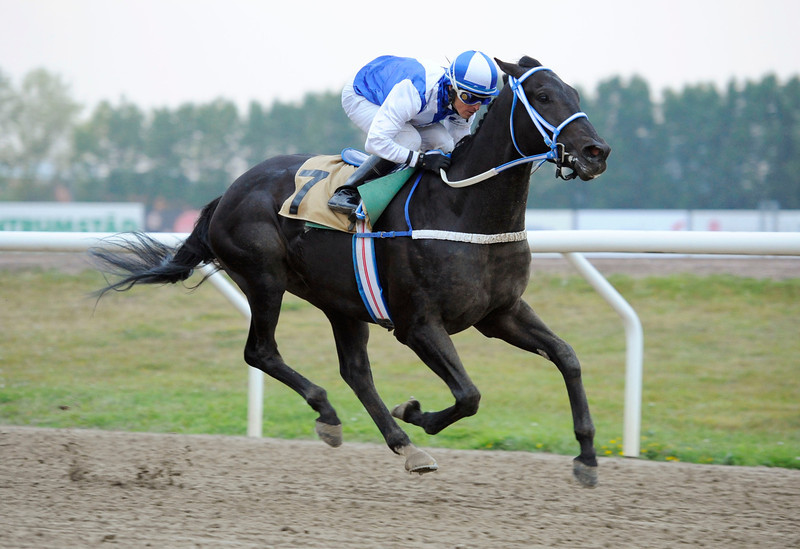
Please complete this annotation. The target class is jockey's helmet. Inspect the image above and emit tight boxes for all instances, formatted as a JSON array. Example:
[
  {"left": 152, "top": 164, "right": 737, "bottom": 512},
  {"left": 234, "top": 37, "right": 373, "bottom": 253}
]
[{"left": 447, "top": 50, "right": 499, "bottom": 98}]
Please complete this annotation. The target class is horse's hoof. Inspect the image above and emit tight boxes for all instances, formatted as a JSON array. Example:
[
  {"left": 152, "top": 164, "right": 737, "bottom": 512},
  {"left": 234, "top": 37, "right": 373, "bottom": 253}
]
[
  {"left": 399, "top": 444, "right": 438, "bottom": 475},
  {"left": 315, "top": 420, "right": 343, "bottom": 448},
  {"left": 391, "top": 397, "right": 420, "bottom": 422},
  {"left": 573, "top": 458, "right": 598, "bottom": 488}
]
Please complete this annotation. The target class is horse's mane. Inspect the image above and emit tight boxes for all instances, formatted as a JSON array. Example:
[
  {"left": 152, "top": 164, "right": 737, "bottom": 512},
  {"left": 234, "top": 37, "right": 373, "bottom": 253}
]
[{"left": 451, "top": 56, "right": 542, "bottom": 161}]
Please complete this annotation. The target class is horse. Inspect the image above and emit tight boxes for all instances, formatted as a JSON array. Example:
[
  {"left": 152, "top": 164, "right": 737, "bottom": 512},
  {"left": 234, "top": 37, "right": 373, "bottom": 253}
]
[{"left": 91, "top": 56, "right": 611, "bottom": 487}]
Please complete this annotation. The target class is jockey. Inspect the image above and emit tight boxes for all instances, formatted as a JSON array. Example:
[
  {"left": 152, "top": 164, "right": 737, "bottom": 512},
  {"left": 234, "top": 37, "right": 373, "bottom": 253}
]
[{"left": 328, "top": 50, "right": 500, "bottom": 216}]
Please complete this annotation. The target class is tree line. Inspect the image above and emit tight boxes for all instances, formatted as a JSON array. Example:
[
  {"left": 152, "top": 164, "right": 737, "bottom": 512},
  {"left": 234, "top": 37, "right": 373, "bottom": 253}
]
[{"left": 1, "top": 67, "right": 798, "bottom": 210}]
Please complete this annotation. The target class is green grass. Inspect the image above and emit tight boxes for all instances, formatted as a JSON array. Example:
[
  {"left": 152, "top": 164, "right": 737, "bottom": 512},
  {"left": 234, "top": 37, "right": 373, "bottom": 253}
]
[{"left": 1, "top": 264, "right": 798, "bottom": 469}]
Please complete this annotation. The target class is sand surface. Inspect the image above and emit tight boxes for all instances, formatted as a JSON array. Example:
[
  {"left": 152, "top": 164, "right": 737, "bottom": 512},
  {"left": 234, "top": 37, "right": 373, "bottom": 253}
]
[{"left": 1, "top": 426, "right": 798, "bottom": 548}]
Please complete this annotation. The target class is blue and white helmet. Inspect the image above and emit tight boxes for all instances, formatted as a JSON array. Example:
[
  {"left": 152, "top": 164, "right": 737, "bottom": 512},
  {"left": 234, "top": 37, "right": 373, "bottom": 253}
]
[{"left": 447, "top": 50, "right": 499, "bottom": 97}]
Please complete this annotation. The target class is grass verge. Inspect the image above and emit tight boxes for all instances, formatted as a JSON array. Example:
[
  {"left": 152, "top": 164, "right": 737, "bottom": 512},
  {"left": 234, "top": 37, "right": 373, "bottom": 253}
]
[{"left": 1, "top": 264, "right": 797, "bottom": 469}]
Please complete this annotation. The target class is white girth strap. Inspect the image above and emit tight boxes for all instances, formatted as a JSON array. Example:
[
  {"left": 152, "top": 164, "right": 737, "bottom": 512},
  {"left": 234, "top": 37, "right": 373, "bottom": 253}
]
[{"left": 411, "top": 229, "right": 527, "bottom": 244}]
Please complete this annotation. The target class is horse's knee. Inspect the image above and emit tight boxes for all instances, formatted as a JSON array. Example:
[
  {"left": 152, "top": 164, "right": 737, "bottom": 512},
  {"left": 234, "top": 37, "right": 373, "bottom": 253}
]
[
  {"left": 561, "top": 358, "right": 582, "bottom": 380},
  {"left": 456, "top": 388, "right": 481, "bottom": 417},
  {"left": 551, "top": 342, "right": 582, "bottom": 379}
]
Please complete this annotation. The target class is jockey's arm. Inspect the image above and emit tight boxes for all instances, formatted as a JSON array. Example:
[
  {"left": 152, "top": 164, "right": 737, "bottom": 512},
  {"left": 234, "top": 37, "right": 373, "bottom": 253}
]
[
  {"left": 365, "top": 80, "right": 424, "bottom": 167},
  {"left": 447, "top": 115, "right": 473, "bottom": 147}
]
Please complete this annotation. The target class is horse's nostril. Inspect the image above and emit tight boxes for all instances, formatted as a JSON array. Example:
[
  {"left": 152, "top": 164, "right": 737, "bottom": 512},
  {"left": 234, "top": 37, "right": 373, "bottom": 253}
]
[{"left": 584, "top": 142, "right": 610, "bottom": 161}]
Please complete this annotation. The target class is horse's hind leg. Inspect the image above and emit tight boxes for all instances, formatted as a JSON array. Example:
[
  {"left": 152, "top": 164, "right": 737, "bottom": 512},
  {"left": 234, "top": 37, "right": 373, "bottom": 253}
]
[
  {"left": 240, "top": 280, "right": 343, "bottom": 446},
  {"left": 476, "top": 299, "right": 597, "bottom": 487},
  {"left": 326, "top": 312, "right": 437, "bottom": 474}
]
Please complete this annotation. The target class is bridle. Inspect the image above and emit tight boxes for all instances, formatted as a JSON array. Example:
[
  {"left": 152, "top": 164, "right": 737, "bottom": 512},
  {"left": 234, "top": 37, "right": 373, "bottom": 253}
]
[
  {"left": 508, "top": 66, "right": 588, "bottom": 181},
  {"left": 440, "top": 66, "right": 589, "bottom": 188}
]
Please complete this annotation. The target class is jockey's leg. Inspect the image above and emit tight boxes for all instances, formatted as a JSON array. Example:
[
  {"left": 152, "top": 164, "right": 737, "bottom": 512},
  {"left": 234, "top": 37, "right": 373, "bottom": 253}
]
[
  {"left": 330, "top": 93, "right": 422, "bottom": 216},
  {"left": 328, "top": 154, "right": 396, "bottom": 216}
]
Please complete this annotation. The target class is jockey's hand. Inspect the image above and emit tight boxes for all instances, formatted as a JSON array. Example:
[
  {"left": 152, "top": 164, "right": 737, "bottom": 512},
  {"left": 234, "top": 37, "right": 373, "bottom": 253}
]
[{"left": 418, "top": 150, "right": 451, "bottom": 173}]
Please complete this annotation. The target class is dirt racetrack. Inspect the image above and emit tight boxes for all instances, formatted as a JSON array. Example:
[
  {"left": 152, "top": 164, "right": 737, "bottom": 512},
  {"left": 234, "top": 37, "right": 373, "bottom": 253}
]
[
  {"left": 2, "top": 254, "right": 799, "bottom": 547},
  {"left": 1, "top": 426, "right": 798, "bottom": 548}
]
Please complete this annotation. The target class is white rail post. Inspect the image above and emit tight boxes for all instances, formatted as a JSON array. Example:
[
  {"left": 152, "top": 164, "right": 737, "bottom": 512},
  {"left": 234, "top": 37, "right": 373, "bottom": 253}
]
[
  {"left": 199, "top": 264, "right": 263, "bottom": 438},
  {"left": 562, "top": 253, "right": 643, "bottom": 457}
]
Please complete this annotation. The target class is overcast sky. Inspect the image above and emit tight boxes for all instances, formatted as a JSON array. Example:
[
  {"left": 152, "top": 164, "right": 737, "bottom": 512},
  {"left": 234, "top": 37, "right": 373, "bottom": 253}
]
[{"left": 1, "top": 0, "right": 798, "bottom": 112}]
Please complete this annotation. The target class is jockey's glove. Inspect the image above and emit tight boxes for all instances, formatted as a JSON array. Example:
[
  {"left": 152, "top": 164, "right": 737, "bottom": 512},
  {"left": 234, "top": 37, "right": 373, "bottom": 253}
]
[{"left": 418, "top": 150, "right": 451, "bottom": 172}]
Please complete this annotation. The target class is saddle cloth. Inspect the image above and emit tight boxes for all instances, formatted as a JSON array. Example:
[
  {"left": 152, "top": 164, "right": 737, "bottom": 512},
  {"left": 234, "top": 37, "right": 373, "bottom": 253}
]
[{"left": 278, "top": 154, "right": 414, "bottom": 233}]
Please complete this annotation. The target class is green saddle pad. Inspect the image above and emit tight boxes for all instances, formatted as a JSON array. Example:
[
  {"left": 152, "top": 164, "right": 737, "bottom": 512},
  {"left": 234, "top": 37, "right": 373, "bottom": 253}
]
[{"left": 358, "top": 167, "right": 415, "bottom": 224}]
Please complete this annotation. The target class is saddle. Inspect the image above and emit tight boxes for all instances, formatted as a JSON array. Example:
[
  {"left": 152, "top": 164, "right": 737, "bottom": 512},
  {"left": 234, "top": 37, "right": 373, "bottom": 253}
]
[{"left": 278, "top": 151, "right": 415, "bottom": 233}]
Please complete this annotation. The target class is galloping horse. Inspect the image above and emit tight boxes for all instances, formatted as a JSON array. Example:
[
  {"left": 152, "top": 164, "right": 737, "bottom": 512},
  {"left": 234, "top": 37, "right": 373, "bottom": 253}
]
[{"left": 92, "top": 56, "right": 610, "bottom": 486}]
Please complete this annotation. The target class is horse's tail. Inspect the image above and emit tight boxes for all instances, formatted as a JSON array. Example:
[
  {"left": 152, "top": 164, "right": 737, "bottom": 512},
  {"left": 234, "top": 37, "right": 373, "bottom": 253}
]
[{"left": 91, "top": 197, "right": 222, "bottom": 298}]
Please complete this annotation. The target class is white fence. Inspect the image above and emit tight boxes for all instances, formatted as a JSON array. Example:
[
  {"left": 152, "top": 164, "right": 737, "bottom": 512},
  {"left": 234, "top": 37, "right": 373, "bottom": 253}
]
[
  {"left": 525, "top": 208, "right": 800, "bottom": 232},
  {"left": 2, "top": 230, "right": 799, "bottom": 458}
]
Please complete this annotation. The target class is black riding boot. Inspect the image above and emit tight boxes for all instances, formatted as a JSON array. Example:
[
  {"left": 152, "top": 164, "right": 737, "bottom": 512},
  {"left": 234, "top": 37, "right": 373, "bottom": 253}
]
[{"left": 328, "top": 155, "right": 395, "bottom": 216}]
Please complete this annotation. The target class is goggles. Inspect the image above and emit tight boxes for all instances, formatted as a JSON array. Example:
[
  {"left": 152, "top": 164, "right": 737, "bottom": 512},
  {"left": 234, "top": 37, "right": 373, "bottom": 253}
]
[{"left": 457, "top": 89, "right": 492, "bottom": 106}]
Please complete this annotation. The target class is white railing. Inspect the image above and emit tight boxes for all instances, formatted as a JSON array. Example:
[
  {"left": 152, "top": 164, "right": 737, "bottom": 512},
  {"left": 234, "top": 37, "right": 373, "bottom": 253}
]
[
  {"left": 2, "top": 230, "right": 799, "bottom": 457},
  {"left": 526, "top": 230, "right": 800, "bottom": 456}
]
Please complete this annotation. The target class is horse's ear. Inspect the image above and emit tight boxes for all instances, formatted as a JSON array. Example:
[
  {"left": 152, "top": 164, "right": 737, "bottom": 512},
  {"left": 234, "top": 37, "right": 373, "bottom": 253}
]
[
  {"left": 495, "top": 58, "right": 526, "bottom": 79},
  {"left": 495, "top": 56, "right": 543, "bottom": 78},
  {"left": 518, "top": 56, "right": 542, "bottom": 69}
]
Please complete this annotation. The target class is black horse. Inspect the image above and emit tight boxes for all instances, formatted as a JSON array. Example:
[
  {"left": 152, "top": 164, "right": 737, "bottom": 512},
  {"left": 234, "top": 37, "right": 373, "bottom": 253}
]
[{"left": 92, "top": 56, "right": 610, "bottom": 486}]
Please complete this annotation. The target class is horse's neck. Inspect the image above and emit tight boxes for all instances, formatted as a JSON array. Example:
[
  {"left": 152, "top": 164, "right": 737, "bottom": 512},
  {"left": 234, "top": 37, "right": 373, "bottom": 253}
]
[
  {"left": 409, "top": 164, "right": 531, "bottom": 235},
  {"left": 436, "top": 102, "right": 535, "bottom": 232},
  {"left": 454, "top": 100, "right": 518, "bottom": 178}
]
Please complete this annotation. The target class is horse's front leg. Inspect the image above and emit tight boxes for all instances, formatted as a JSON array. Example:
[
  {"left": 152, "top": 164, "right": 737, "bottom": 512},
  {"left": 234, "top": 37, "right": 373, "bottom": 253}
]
[
  {"left": 476, "top": 299, "right": 598, "bottom": 488},
  {"left": 326, "top": 311, "right": 438, "bottom": 474},
  {"left": 391, "top": 322, "right": 482, "bottom": 436}
]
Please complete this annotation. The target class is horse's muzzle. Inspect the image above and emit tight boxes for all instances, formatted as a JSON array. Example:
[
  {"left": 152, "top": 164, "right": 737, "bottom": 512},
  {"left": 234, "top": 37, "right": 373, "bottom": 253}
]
[{"left": 573, "top": 140, "right": 611, "bottom": 181}]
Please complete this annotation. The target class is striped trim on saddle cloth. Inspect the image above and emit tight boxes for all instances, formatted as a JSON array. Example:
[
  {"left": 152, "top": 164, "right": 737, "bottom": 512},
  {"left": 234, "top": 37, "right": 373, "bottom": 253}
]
[{"left": 353, "top": 218, "right": 393, "bottom": 329}]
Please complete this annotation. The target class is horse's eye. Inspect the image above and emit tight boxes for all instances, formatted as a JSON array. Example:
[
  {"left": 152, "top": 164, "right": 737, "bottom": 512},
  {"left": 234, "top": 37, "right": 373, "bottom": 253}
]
[{"left": 536, "top": 93, "right": 550, "bottom": 103}]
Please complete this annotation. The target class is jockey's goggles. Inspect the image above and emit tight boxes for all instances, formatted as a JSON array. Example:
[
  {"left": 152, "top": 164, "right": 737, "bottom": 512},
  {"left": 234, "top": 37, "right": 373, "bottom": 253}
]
[{"left": 457, "top": 89, "right": 493, "bottom": 106}]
